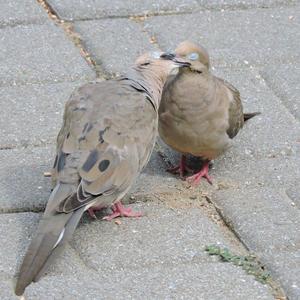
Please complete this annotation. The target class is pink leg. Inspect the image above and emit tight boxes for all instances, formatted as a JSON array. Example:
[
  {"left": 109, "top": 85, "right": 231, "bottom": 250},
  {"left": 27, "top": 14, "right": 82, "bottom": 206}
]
[
  {"left": 167, "top": 155, "right": 194, "bottom": 178},
  {"left": 103, "top": 201, "right": 143, "bottom": 221},
  {"left": 88, "top": 204, "right": 106, "bottom": 219},
  {"left": 186, "top": 161, "right": 212, "bottom": 186}
]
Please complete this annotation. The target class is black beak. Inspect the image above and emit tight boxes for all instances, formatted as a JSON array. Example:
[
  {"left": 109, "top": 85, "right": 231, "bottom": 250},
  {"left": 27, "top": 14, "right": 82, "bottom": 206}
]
[
  {"left": 160, "top": 52, "right": 176, "bottom": 60},
  {"left": 160, "top": 52, "right": 191, "bottom": 67}
]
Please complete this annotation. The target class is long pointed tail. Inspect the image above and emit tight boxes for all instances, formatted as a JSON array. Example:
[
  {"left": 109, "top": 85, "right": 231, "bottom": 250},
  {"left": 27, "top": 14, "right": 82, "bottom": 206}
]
[
  {"left": 243, "top": 112, "right": 261, "bottom": 122},
  {"left": 15, "top": 207, "right": 85, "bottom": 296}
]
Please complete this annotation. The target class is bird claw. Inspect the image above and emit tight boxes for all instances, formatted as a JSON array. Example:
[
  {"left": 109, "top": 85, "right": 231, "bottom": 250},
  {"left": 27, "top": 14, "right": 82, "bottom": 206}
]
[
  {"left": 103, "top": 202, "right": 143, "bottom": 221},
  {"left": 88, "top": 209, "right": 98, "bottom": 219},
  {"left": 186, "top": 162, "right": 212, "bottom": 186},
  {"left": 88, "top": 204, "right": 107, "bottom": 219},
  {"left": 166, "top": 155, "right": 195, "bottom": 178}
]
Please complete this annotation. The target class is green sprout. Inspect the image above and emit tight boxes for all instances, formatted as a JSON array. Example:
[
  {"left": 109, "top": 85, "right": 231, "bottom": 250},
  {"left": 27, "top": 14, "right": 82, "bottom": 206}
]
[{"left": 204, "top": 245, "right": 271, "bottom": 284}]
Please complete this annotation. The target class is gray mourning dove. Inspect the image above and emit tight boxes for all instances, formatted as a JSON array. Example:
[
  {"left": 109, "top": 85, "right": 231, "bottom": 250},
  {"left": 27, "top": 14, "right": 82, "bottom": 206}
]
[
  {"left": 158, "top": 41, "right": 259, "bottom": 185},
  {"left": 14, "top": 51, "right": 190, "bottom": 296}
]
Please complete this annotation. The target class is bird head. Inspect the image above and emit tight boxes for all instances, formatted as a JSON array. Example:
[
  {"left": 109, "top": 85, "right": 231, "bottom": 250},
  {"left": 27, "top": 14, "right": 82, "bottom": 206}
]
[
  {"left": 175, "top": 41, "right": 210, "bottom": 73},
  {"left": 134, "top": 51, "right": 190, "bottom": 74}
]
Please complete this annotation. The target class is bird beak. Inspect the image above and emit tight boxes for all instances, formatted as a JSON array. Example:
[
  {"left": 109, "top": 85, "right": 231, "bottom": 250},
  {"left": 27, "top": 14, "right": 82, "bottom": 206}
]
[{"left": 160, "top": 52, "right": 191, "bottom": 68}]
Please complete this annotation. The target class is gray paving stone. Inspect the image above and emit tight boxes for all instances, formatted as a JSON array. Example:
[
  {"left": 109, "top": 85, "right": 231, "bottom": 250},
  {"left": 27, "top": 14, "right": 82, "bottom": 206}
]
[
  {"left": 144, "top": 6, "right": 300, "bottom": 68},
  {"left": 0, "top": 212, "right": 91, "bottom": 300},
  {"left": 211, "top": 69, "right": 300, "bottom": 159},
  {"left": 71, "top": 203, "right": 243, "bottom": 271},
  {"left": 0, "top": 22, "right": 95, "bottom": 87},
  {"left": 0, "top": 280, "right": 16, "bottom": 300},
  {"left": 0, "top": 213, "right": 40, "bottom": 280},
  {"left": 3, "top": 204, "right": 272, "bottom": 299},
  {"left": 197, "top": 0, "right": 297, "bottom": 9},
  {"left": 47, "top": 0, "right": 296, "bottom": 21},
  {"left": 23, "top": 263, "right": 273, "bottom": 300},
  {"left": 0, "top": 0, "right": 48, "bottom": 28},
  {"left": 0, "top": 82, "right": 84, "bottom": 148},
  {"left": 0, "top": 213, "right": 85, "bottom": 281},
  {"left": 261, "top": 62, "right": 300, "bottom": 121},
  {"left": 214, "top": 187, "right": 300, "bottom": 252},
  {"left": 0, "top": 146, "right": 55, "bottom": 212},
  {"left": 74, "top": 19, "right": 158, "bottom": 75},
  {"left": 48, "top": 0, "right": 199, "bottom": 21},
  {"left": 261, "top": 250, "right": 300, "bottom": 299},
  {"left": 285, "top": 179, "right": 300, "bottom": 209}
]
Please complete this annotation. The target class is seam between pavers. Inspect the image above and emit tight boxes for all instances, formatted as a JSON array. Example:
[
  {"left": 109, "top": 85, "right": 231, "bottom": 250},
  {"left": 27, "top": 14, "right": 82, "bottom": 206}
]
[
  {"left": 0, "top": 18, "right": 47, "bottom": 30},
  {"left": 130, "top": 17, "right": 162, "bottom": 52},
  {"left": 195, "top": 0, "right": 298, "bottom": 11},
  {"left": 0, "top": 140, "right": 56, "bottom": 151},
  {"left": 44, "top": 2, "right": 298, "bottom": 22},
  {"left": 36, "top": 0, "right": 103, "bottom": 77},
  {"left": 0, "top": 208, "right": 45, "bottom": 214},
  {"left": 211, "top": 202, "right": 287, "bottom": 299},
  {"left": 129, "top": 13, "right": 299, "bottom": 69},
  {"left": 156, "top": 147, "right": 285, "bottom": 298}
]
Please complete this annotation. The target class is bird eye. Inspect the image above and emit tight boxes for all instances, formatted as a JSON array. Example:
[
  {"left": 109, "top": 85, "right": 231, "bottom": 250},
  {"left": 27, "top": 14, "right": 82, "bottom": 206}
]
[
  {"left": 140, "top": 62, "right": 150, "bottom": 66},
  {"left": 151, "top": 51, "right": 162, "bottom": 59},
  {"left": 187, "top": 52, "right": 199, "bottom": 61}
]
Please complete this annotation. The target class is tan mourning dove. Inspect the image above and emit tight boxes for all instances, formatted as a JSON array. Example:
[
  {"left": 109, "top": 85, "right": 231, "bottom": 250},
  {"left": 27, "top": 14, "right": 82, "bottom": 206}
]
[
  {"left": 14, "top": 52, "right": 190, "bottom": 296},
  {"left": 158, "top": 41, "right": 259, "bottom": 185}
]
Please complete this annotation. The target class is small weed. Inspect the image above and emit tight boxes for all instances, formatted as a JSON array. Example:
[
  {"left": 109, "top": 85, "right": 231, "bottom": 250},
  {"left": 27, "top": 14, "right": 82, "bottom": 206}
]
[{"left": 204, "top": 245, "right": 271, "bottom": 284}]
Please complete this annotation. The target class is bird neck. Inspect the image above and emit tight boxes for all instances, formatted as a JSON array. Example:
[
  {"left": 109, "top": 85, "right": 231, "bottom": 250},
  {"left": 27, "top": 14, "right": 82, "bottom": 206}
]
[{"left": 127, "top": 64, "right": 170, "bottom": 110}]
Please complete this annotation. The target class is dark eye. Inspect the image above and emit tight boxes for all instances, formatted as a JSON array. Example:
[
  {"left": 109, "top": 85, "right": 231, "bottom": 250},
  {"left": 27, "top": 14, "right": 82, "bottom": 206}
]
[{"left": 141, "top": 62, "right": 150, "bottom": 66}]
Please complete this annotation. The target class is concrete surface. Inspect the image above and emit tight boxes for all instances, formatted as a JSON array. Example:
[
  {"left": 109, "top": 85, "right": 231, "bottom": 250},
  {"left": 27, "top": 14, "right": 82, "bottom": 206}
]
[
  {"left": 0, "top": 82, "right": 82, "bottom": 148},
  {"left": 143, "top": 6, "right": 299, "bottom": 68},
  {"left": 74, "top": 19, "right": 158, "bottom": 75},
  {"left": 0, "top": 22, "right": 95, "bottom": 86},
  {"left": 0, "top": 0, "right": 48, "bottom": 28},
  {"left": 1, "top": 205, "right": 274, "bottom": 299},
  {"left": 47, "top": 0, "right": 199, "bottom": 20},
  {"left": 47, "top": 0, "right": 297, "bottom": 21},
  {"left": 1, "top": 0, "right": 299, "bottom": 299}
]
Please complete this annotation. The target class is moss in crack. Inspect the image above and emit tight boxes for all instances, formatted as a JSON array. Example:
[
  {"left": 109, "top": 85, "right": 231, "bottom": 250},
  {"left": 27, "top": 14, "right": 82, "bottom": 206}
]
[{"left": 205, "top": 245, "right": 270, "bottom": 284}]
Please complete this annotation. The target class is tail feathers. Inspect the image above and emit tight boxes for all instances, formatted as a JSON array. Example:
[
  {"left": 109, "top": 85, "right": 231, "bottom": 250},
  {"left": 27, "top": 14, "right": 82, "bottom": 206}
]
[
  {"left": 243, "top": 112, "right": 261, "bottom": 122},
  {"left": 33, "top": 207, "right": 85, "bottom": 282},
  {"left": 14, "top": 208, "right": 84, "bottom": 296},
  {"left": 15, "top": 213, "right": 72, "bottom": 296}
]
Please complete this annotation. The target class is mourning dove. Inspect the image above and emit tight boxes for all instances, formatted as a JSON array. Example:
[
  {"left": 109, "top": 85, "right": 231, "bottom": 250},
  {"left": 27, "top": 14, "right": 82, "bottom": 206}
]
[
  {"left": 158, "top": 41, "right": 259, "bottom": 185},
  {"left": 14, "top": 52, "right": 189, "bottom": 296}
]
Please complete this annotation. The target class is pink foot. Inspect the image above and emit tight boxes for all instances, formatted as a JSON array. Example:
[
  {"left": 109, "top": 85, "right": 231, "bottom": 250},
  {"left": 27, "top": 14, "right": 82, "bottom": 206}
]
[
  {"left": 186, "top": 161, "right": 212, "bottom": 186},
  {"left": 103, "top": 201, "right": 143, "bottom": 221},
  {"left": 88, "top": 204, "right": 106, "bottom": 219},
  {"left": 167, "top": 155, "right": 194, "bottom": 178}
]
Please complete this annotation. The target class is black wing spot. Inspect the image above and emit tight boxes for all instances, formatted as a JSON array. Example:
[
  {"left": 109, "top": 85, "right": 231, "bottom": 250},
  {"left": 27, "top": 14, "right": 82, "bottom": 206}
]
[
  {"left": 99, "top": 127, "right": 109, "bottom": 143},
  {"left": 98, "top": 160, "right": 110, "bottom": 172},
  {"left": 66, "top": 132, "right": 70, "bottom": 138},
  {"left": 73, "top": 107, "right": 86, "bottom": 112},
  {"left": 57, "top": 152, "right": 67, "bottom": 172},
  {"left": 78, "top": 136, "right": 85, "bottom": 143},
  {"left": 53, "top": 154, "right": 58, "bottom": 168},
  {"left": 82, "top": 149, "right": 99, "bottom": 172},
  {"left": 87, "top": 123, "right": 93, "bottom": 132},
  {"left": 82, "top": 123, "right": 89, "bottom": 133}
]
